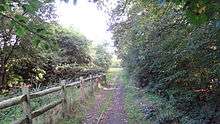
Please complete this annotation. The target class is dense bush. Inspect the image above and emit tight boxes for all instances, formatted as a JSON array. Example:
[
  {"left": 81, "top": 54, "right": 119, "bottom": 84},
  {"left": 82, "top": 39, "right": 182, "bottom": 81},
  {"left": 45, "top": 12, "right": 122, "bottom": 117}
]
[
  {"left": 93, "top": 45, "right": 112, "bottom": 71},
  {"left": 111, "top": 1, "right": 220, "bottom": 123}
]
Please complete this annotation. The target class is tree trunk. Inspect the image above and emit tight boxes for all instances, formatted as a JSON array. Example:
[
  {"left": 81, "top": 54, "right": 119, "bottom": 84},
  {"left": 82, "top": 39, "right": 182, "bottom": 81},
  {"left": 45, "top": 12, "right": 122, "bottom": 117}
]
[{"left": 0, "top": 60, "right": 6, "bottom": 89}]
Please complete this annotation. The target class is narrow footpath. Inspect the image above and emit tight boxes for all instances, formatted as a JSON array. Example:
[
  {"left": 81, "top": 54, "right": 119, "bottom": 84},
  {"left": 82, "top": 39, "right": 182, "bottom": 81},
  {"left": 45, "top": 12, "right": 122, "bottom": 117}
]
[
  {"left": 99, "top": 83, "right": 127, "bottom": 124},
  {"left": 84, "top": 76, "right": 128, "bottom": 124}
]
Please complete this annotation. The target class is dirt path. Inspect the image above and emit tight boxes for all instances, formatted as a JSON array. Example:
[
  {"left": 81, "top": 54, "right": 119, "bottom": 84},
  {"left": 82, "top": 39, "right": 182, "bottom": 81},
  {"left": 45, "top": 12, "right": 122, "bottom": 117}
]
[
  {"left": 84, "top": 76, "right": 127, "bottom": 124},
  {"left": 99, "top": 83, "right": 128, "bottom": 124},
  {"left": 83, "top": 89, "right": 110, "bottom": 124}
]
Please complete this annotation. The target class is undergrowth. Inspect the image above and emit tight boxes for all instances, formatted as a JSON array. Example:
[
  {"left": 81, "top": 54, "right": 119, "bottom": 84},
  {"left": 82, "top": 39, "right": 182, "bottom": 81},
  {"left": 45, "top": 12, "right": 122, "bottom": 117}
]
[
  {"left": 122, "top": 71, "right": 179, "bottom": 124},
  {"left": 57, "top": 82, "right": 97, "bottom": 124},
  {"left": 106, "top": 68, "right": 122, "bottom": 83},
  {"left": 58, "top": 96, "right": 96, "bottom": 124},
  {"left": 122, "top": 72, "right": 146, "bottom": 124}
]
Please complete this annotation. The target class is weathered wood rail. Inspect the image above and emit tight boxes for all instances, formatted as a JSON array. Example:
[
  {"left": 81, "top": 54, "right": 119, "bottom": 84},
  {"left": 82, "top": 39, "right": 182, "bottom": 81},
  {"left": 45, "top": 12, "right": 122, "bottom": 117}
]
[{"left": 0, "top": 74, "right": 106, "bottom": 124}]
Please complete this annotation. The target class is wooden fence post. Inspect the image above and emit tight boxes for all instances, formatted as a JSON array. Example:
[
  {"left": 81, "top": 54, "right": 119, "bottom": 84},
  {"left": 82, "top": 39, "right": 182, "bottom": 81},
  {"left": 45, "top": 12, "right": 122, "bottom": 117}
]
[
  {"left": 96, "top": 74, "right": 101, "bottom": 89},
  {"left": 61, "top": 80, "right": 68, "bottom": 118},
  {"left": 22, "top": 86, "right": 32, "bottom": 124},
  {"left": 80, "top": 77, "right": 85, "bottom": 102},
  {"left": 103, "top": 74, "right": 107, "bottom": 84},
  {"left": 89, "top": 75, "right": 94, "bottom": 95}
]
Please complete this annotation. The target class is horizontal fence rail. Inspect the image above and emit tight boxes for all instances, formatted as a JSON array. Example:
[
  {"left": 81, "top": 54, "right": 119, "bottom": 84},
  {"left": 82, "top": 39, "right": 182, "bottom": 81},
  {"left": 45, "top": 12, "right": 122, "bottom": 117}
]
[
  {"left": 0, "top": 95, "right": 26, "bottom": 109},
  {"left": 31, "top": 100, "right": 63, "bottom": 119},
  {"left": 0, "top": 74, "right": 106, "bottom": 124},
  {"left": 30, "top": 86, "right": 62, "bottom": 99}
]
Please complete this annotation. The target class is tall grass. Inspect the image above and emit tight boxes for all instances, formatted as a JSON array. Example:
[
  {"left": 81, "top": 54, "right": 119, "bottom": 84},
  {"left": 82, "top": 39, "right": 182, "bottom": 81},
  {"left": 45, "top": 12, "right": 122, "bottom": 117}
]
[{"left": 57, "top": 80, "right": 98, "bottom": 124}]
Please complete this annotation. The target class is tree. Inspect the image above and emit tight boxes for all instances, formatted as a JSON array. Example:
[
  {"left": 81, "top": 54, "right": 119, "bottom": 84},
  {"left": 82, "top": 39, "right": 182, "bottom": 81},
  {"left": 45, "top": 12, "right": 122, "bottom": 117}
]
[
  {"left": 110, "top": 1, "right": 220, "bottom": 123},
  {"left": 0, "top": 0, "right": 58, "bottom": 88},
  {"left": 93, "top": 45, "right": 112, "bottom": 71},
  {"left": 0, "top": 0, "right": 96, "bottom": 90}
]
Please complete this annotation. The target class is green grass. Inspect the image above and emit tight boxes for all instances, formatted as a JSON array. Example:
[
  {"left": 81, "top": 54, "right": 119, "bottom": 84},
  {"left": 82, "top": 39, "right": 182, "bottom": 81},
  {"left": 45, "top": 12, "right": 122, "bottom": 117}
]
[
  {"left": 0, "top": 105, "right": 23, "bottom": 124},
  {"left": 98, "top": 91, "right": 113, "bottom": 115},
  {"left": 106, "top": 68, "right": 123, "bottom": 82},
  {"left": 0, "top": 90, "right": 61, "bottom": 124},
  {"left": 104, "top": 69, "right": 144, "bottom": 123},
  {"left": 58, "top": 96, "right": 96, "bottom": 124},
  {"left": 0, "top": 72, "right": 108, "bottom": 124},
  {"left": 57, "top": 68, "right": 179, "bottom": 124},
  {"left": 121, "top": 71, "right": 179, "bottom": 124},
  {"left": 62, "top": 90, "right": 113, "bottom": 124},
  {"left": 122, "top": 72, "right": 146, "bottom": 124},
  {"left": 59, "top": 90, "right": 113, "bottom": 124},
  {"left": 57, "top": 83, "right": 98, "bottom": 124}
]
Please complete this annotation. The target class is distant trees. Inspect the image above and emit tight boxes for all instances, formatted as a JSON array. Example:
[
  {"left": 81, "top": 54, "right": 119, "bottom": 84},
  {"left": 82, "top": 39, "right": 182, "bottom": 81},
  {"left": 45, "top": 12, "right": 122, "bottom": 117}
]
[
  {"left": 110, "top": 55, "right": 121, "bottom": 68},
  {"left": 93, "top": 45, "right": 112, "bottom": 71}
]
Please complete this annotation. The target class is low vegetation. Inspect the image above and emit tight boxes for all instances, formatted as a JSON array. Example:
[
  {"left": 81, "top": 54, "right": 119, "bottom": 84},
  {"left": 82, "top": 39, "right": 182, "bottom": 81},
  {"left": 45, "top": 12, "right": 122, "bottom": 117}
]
[
  {"left": 57, "top": 87, "right": 96, "bottom": 124},
  {"left": 123, "top": 72, "right": 145, "bottom": 124}
]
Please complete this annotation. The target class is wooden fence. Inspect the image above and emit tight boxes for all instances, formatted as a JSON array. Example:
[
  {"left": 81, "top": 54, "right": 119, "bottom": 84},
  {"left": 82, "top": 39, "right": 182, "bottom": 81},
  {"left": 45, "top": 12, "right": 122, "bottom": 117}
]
[{"left": 0, "top": 74, "right": 106, "bottom": 124}]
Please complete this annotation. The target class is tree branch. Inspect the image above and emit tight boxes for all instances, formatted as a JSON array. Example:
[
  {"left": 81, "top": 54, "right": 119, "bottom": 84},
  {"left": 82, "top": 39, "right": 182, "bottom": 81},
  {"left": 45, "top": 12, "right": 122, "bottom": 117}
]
[
  {"left": 0, "top": 13, "right": 54, "bottom": 48},
  {"left": 4, "top": 39, "right": 19, "bottom": 64}
]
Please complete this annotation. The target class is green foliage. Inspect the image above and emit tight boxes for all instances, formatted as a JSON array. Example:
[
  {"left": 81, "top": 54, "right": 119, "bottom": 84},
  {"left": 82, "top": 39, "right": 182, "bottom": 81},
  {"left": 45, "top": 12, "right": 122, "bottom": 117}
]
[
  {"left": 137, "top": 0, "right": 220, "bottom": 25},
  {"left": 0, "top": 0, "right": 110, "bottom": 123},
  {"left": 0, "top": 0, "right": 59, "bottom": 88},
  {"left": 123, "top": 74, "right": 146, "bottom": 123},
  {"left": 93, "top": 45, "right": 112, "bottom": 71},
  {"left": 0, "top": 11, "right": 93, "bottom": 89},
  {"left": 0, "top": 105, "right": 23, "bottom": 124},
  {"left": 111, "top": 1, "right": 220, "bottom": 123},
  {"left": 110, "top": 55, "right": 121, "bottom": 68},
  {"left": 23, "top": 0, "right": 42, "bottom": 13}
]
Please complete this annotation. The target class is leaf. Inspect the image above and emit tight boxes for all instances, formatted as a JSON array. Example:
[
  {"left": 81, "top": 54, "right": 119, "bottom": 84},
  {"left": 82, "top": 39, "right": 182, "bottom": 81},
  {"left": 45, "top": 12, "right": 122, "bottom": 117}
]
[
  {"left": 15, "top": 25, "right": 27, "bottom": 37},
  {"left": 12, "top": 15, "right": 28, "bottom": 37},
  {"left": 23, "top": 0, "right": 42, "bottom": 13},
  {"left": 0, "top": 0, "right": 10, "bottom": 12},
  {"left": 43, "top": 43, "right": 49, "bottom": 50},
  {"left": 173, "top": 0, "right": 183, "bottom": 5},
  {"left": 0, "top": 4, "right": 6, "bottom": 12},
  {"left": 186, "top": 10, "right": 208, "bottom": 25},
  {"left": 36, "top": 28, "right": 44, "bottom": 33},
  {"left": 15, "top": 14, "right": 27, "bottom": 23},
  {"left": 33, "top": 38, "right": 41, "bottom": 47}
]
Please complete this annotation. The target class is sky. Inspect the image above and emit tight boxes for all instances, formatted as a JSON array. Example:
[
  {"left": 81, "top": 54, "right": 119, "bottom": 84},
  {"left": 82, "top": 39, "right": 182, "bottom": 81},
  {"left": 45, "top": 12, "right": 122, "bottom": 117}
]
[{"left": 55, "top": 0, "right": 113, "bottom": 45}]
